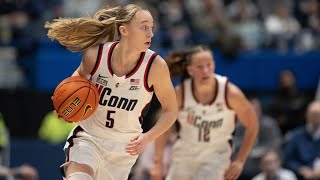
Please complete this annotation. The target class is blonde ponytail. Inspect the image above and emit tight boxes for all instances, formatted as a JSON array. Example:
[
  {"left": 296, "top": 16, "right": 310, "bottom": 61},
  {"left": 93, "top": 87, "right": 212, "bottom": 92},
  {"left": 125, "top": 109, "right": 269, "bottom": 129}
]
[{"left": 45, "top": 4, "right": 144, "bottom": 52}]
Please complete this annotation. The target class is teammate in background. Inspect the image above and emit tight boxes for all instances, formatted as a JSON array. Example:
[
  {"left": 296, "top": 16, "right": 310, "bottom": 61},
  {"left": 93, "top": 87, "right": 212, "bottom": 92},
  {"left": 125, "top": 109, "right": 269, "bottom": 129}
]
[
  {"left": 45, "top": 4, "right": 178, "bottom": 180},
  {"left": 151, "top": 45, "right": 259, "bottom": 180}
]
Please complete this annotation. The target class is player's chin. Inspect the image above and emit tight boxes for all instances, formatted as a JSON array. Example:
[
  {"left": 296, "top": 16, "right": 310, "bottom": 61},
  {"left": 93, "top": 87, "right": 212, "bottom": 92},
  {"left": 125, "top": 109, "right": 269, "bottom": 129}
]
[{"left": 200, "top": 78, "right": 210, "bottom": 84}]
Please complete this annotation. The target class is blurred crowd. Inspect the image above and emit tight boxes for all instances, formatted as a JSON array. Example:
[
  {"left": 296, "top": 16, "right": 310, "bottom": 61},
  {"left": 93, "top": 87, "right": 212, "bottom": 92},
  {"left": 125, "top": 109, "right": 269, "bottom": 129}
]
[
  {"left": 0, "top": 0, "right": 319, "bottom": 179},
  {"left": 0, "top": 0, "right": 319, "bottom": 88},
  {"left": 0, "top": 0, "right": 320, "bottom": 52}
]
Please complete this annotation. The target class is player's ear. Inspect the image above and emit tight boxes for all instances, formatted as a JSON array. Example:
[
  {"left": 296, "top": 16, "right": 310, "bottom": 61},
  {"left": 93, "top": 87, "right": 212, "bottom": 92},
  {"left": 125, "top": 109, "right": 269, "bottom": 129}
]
[{"left": 119, "top": 25, "right": 128, "bottom": 37}]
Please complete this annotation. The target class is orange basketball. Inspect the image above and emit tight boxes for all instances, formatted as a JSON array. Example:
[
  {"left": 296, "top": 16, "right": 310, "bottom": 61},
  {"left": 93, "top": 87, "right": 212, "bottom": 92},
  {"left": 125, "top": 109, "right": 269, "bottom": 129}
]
[{"left": 52, "top": 76, "right": 99, "bottom": 122}]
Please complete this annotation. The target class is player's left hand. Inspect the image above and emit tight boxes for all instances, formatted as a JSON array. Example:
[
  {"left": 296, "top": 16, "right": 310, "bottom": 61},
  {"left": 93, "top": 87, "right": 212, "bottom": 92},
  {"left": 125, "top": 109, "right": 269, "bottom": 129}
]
[
  {"left": 125, "top": 133, "right": 150, "bottom": 156},
  {"left": 224, "top": 160, "right": 244, "bottom": 180}
]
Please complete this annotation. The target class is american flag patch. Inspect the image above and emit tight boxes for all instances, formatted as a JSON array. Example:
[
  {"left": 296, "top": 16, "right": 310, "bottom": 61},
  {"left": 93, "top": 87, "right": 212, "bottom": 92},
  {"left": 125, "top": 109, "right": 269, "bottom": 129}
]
[{"left": 130, "top": 79, "right": 140, "bottom": 85}]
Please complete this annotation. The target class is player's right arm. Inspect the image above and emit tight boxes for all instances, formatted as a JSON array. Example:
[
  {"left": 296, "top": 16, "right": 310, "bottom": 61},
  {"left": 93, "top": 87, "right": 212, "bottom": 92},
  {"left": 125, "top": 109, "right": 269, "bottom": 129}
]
[
  {"left": 72, "top": 45, "right": 100, "bottom": 79},
  {"left": 151, "top": 85, "right": 182, "bottom": 180},
  {"left": 53, "top": 45, "right": 99, "bottom": 120}
]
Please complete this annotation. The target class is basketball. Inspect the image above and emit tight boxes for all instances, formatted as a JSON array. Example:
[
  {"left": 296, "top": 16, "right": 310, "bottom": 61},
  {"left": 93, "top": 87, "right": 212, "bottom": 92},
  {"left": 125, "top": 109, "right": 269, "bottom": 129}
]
[{"left": 52, "top": 76, "right": 99, "bottom": 122}]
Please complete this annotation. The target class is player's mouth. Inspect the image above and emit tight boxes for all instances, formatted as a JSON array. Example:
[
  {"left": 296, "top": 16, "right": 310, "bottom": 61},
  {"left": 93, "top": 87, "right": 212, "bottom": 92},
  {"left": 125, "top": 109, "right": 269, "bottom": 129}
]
[
  {"left": 202, "top": 77, "right": 210, "bottom": 81},
  {"left": 145, "top": 41, "right": 151, "bottom": 46}
]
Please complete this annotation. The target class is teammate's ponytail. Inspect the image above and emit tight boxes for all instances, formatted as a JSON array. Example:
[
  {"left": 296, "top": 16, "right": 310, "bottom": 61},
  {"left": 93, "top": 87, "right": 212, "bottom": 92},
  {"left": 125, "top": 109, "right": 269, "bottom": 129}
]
[{"left": 166, "top": 45, "right": 211, "bottom": 80}]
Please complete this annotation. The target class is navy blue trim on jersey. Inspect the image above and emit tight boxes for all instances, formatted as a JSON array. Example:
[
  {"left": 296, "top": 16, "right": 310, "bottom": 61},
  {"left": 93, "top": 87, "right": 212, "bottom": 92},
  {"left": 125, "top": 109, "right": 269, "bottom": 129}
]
[
  {"left": 191, "top": 77, "right": 218, "bottom": 105},
  {"left": 90, "top": 44, "right": 103, "bottom": 76},
  {"left": 138, "top": 100, "right": 152, "bottom": 125},
  {"left": 144, "top": 53, "right": 157, "bottom": 92},
  {"left": 61, "top": 126, "right": 84, "bottom": 178},
  {"left": 107, "top": 42, "right": 146, "bottom": 78},
  {"left": 107, "top": 42, "right": 119, "bottom": 76},
  {"left": 181, "top": 81, "right": 185, "bottom": 109},
  {"left": 126, "top": 52, "right": 146, "bottom": 78},
  {"left": 225, "top": 78, "right": 233, "bottom": 110}
]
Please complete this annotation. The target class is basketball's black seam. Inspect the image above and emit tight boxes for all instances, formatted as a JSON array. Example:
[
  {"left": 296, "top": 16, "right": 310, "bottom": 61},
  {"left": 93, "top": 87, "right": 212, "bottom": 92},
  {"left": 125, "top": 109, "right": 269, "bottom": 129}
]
[
  {"left": 56, "top": 85, "right": 90, "bottom": 111},
  {"left": 54, "top": 79, "right": 89, "bottom": 93},
  {"left": 67, "top": 85, "right": 91, "bottom": 120},
  {"left": 88, "top": 85, "right": 99, "bottom": 111},
  {"left": 57, "top": 86, "right": 91, "bottom": 117}
]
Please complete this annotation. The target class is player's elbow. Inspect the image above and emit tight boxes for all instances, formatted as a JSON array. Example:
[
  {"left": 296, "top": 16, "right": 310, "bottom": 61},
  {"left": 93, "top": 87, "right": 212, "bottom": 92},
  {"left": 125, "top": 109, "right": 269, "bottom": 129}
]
[{"left": 168, "top": 107, "right": 179, "bottom": 125}]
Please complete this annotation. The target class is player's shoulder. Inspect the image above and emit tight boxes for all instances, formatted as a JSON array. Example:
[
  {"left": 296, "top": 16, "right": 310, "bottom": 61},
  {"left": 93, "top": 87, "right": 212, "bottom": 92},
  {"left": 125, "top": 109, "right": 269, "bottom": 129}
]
[
  {"left": 226, "top": 81, "right": 243, "bottom": 96},
  {"left": 83, "top": 45, "right": 100, "bottom": 61},
  {"left": 149, "top": 54, "right": 169, "bottom": 72}
]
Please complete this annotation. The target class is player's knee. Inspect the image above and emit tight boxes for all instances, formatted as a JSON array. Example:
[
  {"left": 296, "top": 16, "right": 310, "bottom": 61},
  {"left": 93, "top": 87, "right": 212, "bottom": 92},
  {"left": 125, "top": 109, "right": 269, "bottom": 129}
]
[{"left": 67, "top": 172, "right": 93, "bottom": 180}]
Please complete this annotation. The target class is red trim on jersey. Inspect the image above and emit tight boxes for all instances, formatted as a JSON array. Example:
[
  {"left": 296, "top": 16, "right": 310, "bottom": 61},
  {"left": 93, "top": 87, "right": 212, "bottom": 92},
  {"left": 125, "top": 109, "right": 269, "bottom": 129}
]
[
  {"left": 144, "top": 52, "right": 157, "bottom": 92},
  {"left": 95, "top": 84, "right": 103, "bottom": 94},
  {"left": 225, "top": 78, "right": 233, "bottom": 110},
  {"left": 126, "top": 52, "right": 146, "bottom": 78},
  {"left": 227, "top": 114, "right": 237, "bottom": 164},
  {"left": 90, "top": 44, "right": 104, "bottom": 76},
  {"left": 191, "top": 77, "right": 218, "bottom": 105},
  {"left": 107, "top": 42, "right": 119, "bottom": 76},
  {"left": 210, "top": 77, "right": 219, "bottom": 105}
]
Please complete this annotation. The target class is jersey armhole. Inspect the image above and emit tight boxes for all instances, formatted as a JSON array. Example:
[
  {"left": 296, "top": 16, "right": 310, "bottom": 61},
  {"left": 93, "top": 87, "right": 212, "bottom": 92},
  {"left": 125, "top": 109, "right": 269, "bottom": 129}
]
[
  {"left": 144, "top": 53, "right": 157, "bottom": 92},
  {"left": 225, "top": 78, "right": 233, "bottom": 110},
  {"left": 90, "top": 44, "right": 103, "bottom": 76},
  {"left": 181, "top": 81, "right": 185, "bottom": 109}
]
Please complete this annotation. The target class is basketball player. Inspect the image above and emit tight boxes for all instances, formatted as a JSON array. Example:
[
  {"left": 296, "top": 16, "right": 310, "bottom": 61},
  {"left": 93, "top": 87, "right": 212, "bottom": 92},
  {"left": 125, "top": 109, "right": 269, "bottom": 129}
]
[
  {"left": 45, "top": 4, "right": 178, "bottom": 180},
  {"left": 151, "top": 46, "right": 259, "bottom": 180}
]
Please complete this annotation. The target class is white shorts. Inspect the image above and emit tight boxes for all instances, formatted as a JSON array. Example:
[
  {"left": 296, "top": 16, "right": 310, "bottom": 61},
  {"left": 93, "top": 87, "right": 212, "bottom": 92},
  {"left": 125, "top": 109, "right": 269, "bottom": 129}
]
[
  {"left": 61, "top": 126, "right": 138, "bottom": 180},
  {"left": 166, "top": 140, "right": 232, "bottom": 180}
]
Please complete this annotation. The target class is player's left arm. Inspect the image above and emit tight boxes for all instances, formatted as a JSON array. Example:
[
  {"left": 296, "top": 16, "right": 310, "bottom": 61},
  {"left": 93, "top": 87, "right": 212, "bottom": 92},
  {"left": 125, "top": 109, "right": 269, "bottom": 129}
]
[
  {"left": 224, "top": 82, "right": 259, "bottom": 180},
  {"left": 145, "top": 55, "right": 179, "bottom": 142},
  {"left": 125, "top": 55, "right": 178, "bottom": 156}
]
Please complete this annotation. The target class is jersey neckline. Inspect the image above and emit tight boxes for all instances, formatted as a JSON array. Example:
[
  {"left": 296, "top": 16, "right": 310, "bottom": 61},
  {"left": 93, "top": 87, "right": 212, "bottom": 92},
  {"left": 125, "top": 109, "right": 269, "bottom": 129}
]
[
  {"left": 107, "top": 42, "right": 146, "bottom": 79},
  {"left": 191, "top": 76, "right": 218, "bottom": 106}
]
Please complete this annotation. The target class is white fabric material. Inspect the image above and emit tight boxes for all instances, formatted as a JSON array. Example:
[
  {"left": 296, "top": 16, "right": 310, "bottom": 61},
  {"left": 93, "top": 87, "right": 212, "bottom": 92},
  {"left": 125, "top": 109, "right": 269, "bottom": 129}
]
[
  {"left": 177, "top": 74, "right": 236, "bottom": 145},
  {"left": 67, "top": 172, "right": 93, "bottom": 180},
  {"left": 79, "top": 42, "right": 155, "bottom": 142},
  {"left": 252, "top": 168, "right": 297, "bottom": 180},
  {"left": 63, "top": 130, "right": 138, "bottom": 180}
]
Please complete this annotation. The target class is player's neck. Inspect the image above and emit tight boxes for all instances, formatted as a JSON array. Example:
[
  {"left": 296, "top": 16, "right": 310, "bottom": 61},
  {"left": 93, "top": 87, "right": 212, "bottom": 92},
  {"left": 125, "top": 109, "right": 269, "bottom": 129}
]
[
  {"left": 193, "top": 77, "right": 216, "bottom": 93},
  {"left": 114, "top": 42, "right": 141, "bottom": 66}
]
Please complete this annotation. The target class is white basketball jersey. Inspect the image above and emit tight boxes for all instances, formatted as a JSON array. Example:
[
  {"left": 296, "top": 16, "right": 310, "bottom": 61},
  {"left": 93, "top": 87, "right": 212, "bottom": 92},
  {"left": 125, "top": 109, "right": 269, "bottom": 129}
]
[
  {"left": 177, "top": 74, "right": 236, "bottom": 144},
  {"left": 78, "top": 42, "right": 156, "bottom": 142}
]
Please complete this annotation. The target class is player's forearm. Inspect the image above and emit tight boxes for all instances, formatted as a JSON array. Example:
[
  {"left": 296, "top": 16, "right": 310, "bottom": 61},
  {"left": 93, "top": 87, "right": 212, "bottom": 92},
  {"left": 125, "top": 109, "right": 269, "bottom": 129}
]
[
  {"left": 235, "top": 124, "right": 259, "bottom": 163},
  {"left": 153, "top": 130, "right": 170, "bottom": 164},
  {"left": 145, "top": 110, "right": 178, "bottom": 143}
]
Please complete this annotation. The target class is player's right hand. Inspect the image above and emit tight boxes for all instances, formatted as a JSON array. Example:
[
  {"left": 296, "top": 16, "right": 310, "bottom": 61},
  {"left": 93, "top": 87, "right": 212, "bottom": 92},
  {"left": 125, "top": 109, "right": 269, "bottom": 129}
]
[
  {"left": 51, "top": 96, "right": 72, "bottom": 123},
  {"left": 150, "top": 162, "right": 163, "bottom": 180}
]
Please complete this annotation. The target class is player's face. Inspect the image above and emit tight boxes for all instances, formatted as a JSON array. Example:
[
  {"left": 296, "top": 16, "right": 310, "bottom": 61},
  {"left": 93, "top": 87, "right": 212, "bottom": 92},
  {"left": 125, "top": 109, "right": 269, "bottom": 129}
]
[
  {"left": 187, "top": 51, "right": 215, "bottom": 85},
  {"left": 125, "top": 10, "right": 154, "bottom": 52}
]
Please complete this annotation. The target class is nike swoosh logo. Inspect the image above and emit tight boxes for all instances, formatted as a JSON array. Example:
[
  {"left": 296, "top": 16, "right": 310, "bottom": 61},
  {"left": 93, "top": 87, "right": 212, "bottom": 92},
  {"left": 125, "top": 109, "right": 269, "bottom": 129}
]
[
  {"left": 81, "top": 104, "right": 92, "bottom": 118},
  {"left": 98, "top": 74, "right": 109, "bottom": 78}
]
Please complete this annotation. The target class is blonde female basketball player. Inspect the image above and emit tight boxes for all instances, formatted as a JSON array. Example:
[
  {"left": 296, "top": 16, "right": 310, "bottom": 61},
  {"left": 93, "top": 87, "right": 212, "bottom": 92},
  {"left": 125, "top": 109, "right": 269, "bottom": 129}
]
[
  {"left": 151, "top": 46, "right": 259, "bottom": 180},
  {"left": 45, "top": 4, "right": 178, "bottom": 180}
]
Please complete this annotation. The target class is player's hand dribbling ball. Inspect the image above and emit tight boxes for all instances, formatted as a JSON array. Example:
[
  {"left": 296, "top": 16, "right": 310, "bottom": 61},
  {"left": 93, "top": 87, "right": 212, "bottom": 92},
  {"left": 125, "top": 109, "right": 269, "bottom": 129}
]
[{"left": 52, "top": 76, "right": 99, "bottom": 122}]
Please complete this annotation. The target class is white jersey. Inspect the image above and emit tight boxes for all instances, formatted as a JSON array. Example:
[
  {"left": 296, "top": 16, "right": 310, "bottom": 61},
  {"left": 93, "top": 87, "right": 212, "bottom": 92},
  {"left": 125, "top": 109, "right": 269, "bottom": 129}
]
[
  {"left": 78, "top": 42, "right": 156, "bottom": 142},
  {"left": 177, "top": 74, "right": 236, "bottom": 144}
]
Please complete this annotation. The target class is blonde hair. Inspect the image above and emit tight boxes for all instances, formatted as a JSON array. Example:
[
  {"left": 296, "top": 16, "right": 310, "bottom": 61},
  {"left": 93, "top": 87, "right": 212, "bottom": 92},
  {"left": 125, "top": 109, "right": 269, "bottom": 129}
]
[
  {"left": 45, "top": 4, "right": 145, "bottom": 52},
  {"left": 166, "top": 45, "right": 211, "bottom": 80}
]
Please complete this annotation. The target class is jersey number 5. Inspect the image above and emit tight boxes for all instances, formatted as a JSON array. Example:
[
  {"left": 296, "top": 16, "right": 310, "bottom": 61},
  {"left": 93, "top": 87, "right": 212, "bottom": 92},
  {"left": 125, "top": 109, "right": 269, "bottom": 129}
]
[{"left": 106, "top": 110, "right": 115, "bottom": 128}]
